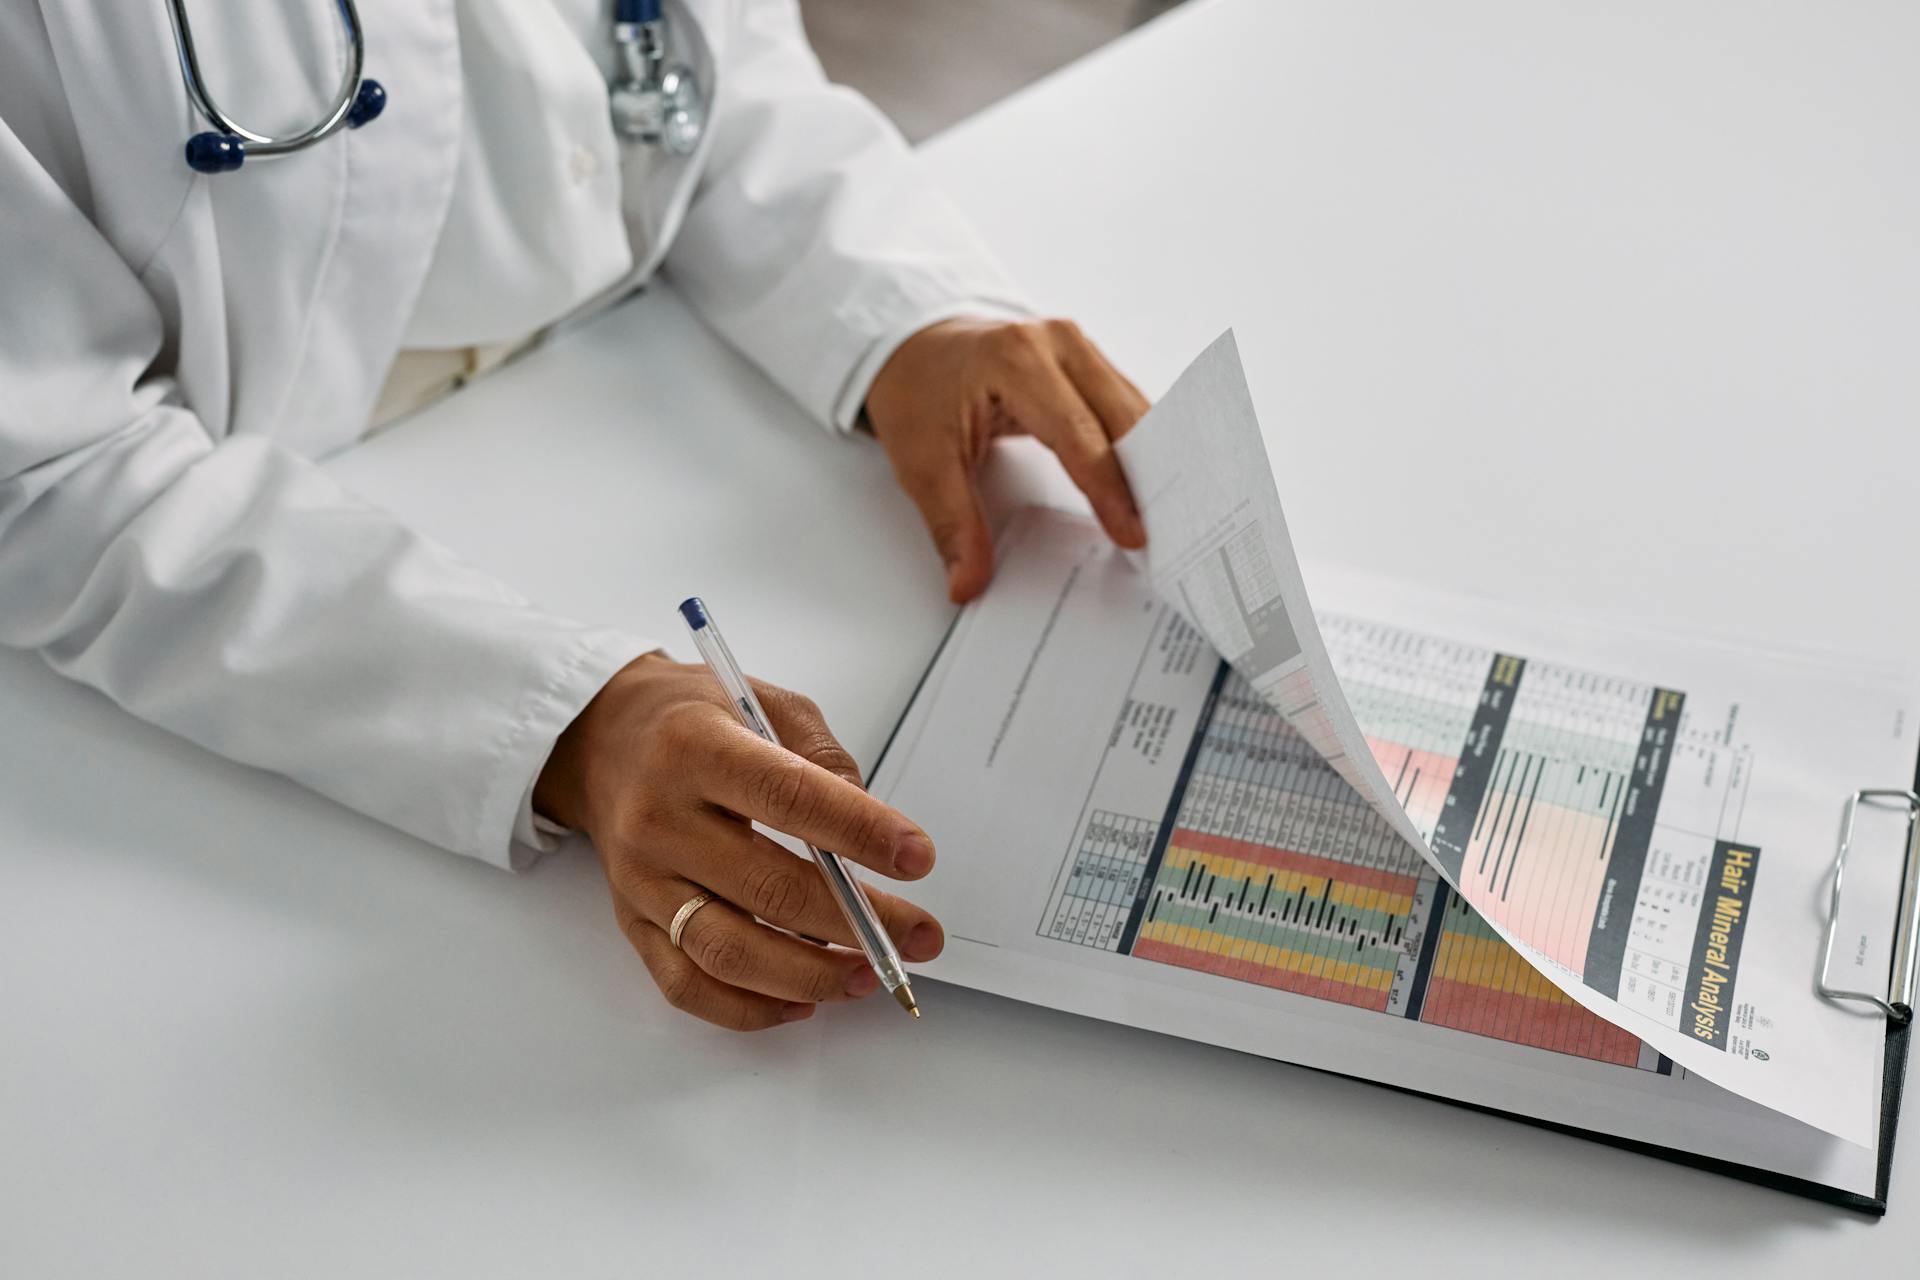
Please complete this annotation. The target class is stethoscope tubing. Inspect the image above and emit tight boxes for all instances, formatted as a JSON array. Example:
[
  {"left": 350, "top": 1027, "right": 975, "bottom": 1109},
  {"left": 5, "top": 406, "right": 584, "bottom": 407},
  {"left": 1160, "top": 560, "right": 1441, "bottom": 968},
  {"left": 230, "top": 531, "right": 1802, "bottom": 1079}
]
[{"left": 166, "top": 0, "right": 367, "bottom": 157}]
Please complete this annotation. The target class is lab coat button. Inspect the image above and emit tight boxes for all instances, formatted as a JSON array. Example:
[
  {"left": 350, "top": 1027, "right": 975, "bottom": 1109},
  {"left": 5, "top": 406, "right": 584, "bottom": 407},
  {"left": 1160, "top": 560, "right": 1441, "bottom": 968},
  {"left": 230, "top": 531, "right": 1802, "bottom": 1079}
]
[{"left": 569, "top": 146, "right": 600, "bottom": 184}]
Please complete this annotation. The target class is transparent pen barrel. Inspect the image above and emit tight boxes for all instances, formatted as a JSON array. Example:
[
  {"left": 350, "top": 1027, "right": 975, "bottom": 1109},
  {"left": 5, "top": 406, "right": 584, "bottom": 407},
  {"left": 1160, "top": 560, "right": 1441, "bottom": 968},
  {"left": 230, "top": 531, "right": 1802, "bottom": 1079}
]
[{"left": 810, "top": 842, "right": 908, "bottom": 989}]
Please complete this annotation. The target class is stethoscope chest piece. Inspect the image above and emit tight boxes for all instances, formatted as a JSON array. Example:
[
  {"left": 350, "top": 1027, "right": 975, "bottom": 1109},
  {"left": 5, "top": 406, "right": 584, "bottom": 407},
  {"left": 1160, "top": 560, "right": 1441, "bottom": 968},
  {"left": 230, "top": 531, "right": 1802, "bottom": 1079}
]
[{"left": 610, "top": 0, "right": 706, "bottom": 155}]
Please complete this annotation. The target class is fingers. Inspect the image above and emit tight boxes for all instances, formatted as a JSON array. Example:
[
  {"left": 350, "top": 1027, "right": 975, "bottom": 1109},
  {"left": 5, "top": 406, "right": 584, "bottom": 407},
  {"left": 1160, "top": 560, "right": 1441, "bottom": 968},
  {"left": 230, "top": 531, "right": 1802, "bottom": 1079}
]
[
  {"left": 864, "top": 316, "right": 1148, "bottom": 592},
  {"left": 585, "top": 662, "right": 948, "bottom": 1032},
  {"left": 751, "top": 681, "right": 865, "bottom": 787},
  {"left": 628, "top": 872, "right": 883, "bottom": 1005},
  {"left": 612, "top": 856, "right": 943, "bottom": 1030},
  {"left": 618, "top": 899, "right": 814, "bottom": 1032},
  {"left": 698, "top": 715, "right": 937, "bottom": 879},
  {"left": 664, "top": 813, "right": 946, "bottom": 962},
  {"left": 995, "top": 332, "right": 1146, "bottom": 549},
  {"left": 1055, "top": 324, "right": 1151, "bottom": 443},
  {"left": 894, "top": 444, "right": 996, "bottom": 603},
  {"left": 836, "top": 879, "right": 945, "bottom": 961}
]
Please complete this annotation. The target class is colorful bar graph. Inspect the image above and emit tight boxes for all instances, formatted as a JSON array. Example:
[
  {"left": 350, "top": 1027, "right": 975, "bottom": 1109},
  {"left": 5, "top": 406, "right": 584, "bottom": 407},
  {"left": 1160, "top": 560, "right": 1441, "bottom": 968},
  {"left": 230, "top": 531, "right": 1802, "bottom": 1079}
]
[{"left": 1040, "top": 662, "right": 1660, "bottom": 1072}]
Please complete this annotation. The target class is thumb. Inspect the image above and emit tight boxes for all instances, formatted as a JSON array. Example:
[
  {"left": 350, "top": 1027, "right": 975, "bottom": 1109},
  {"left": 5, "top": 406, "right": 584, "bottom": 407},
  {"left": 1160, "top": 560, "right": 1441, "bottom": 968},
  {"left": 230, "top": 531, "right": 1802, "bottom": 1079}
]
[{"left": 902, "top": 458, "right": 995, "bottom": 603}]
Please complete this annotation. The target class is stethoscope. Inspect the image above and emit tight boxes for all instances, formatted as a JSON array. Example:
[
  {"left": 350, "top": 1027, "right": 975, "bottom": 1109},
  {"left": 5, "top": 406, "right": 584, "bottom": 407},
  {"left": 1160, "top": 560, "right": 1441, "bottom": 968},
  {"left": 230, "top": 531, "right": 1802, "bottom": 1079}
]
[{"left": 171, "top": 0, "right": 706, "bottom": 174}]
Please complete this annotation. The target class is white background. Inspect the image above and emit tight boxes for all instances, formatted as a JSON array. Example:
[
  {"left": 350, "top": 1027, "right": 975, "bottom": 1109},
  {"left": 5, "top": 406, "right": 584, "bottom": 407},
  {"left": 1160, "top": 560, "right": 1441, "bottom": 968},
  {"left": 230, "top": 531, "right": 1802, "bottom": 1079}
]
[{"left": 5, "top": 0, "right": 1918, "bottom": 1272}]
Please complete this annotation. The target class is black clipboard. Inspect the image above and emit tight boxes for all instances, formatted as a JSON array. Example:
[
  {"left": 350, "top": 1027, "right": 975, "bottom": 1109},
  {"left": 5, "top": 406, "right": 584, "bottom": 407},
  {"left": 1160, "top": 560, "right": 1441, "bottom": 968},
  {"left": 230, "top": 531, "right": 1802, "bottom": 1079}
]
[{"left": 869, "top": 625, "right": 1920, "bottom": 1215}]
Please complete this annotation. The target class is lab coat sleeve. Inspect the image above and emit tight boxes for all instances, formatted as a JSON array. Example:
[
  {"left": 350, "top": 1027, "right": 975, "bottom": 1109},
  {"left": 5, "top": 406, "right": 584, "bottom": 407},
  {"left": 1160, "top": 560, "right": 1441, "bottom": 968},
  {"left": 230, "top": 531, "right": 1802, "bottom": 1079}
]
[
  {"left": 0, "top": 119, "right": 652, "bottom": 871},
  {"left": 665, "top": 0, "right": 1033, "bottom": 431}
]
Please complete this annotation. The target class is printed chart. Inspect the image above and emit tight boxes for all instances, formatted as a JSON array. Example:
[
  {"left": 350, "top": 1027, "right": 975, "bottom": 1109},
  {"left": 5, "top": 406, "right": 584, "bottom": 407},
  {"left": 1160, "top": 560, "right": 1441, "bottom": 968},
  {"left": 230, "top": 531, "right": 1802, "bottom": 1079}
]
[
  {"left": 1040, "top": 662, "right": 1658, "bottom": 1070},
  {"left": 1320, "top": 616, "right": 1761, "bottom": 1041}
]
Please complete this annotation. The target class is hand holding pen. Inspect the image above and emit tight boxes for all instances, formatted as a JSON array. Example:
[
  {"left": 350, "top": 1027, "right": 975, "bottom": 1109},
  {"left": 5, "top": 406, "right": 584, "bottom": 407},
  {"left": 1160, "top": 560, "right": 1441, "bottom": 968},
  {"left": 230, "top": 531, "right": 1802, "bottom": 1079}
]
[{"left": 532, "top": 615, "right": 943, "bottom": 1030}]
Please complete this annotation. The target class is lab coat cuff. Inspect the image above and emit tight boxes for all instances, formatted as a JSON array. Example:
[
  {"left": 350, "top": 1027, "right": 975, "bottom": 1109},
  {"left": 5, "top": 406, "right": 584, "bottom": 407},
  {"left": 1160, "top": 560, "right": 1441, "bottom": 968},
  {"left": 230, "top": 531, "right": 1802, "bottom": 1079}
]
[
  {"left": 511, "top": 802, "right": 576, "bottom": 860},
  {"left": 489, "top": 628, "right": 658, "bottom": 872},
  {"left": 829, "top": 299, "right": 1036, "bottom": 433}
]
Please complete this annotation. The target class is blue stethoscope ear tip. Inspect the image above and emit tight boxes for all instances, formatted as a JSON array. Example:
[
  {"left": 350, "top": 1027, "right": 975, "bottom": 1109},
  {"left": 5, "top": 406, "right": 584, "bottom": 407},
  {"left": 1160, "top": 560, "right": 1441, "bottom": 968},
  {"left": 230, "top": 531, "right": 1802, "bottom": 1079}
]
[
  {"left": 347, "top": 79, "right": 387, "bottom": 129},
  {"left": 185, "top": 132, "right": 245, "bottom": 174},
  {"left": 184, "top": 82, "right": 384, "bottom": 173}
]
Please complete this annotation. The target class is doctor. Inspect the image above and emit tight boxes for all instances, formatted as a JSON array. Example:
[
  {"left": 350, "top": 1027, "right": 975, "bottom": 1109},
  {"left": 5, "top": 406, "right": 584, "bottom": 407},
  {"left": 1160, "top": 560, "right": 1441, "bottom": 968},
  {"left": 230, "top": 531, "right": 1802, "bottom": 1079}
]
[{"left": 0, "top": 2, "right": 1150, "bottom": 1030}]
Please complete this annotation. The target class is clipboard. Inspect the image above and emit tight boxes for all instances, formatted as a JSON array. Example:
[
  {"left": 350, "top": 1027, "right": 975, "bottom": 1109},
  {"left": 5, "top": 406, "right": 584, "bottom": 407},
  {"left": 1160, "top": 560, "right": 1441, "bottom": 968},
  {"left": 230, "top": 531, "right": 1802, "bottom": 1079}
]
[
  {"left": 1245, "top": 782, "right": 1920, "bottom": 1213},
  {"left": 1298, "top": 780, "right": 1920, "bottom": 1213},
  {"left": 1443, "top": 780, "right": 1920, "bottom": 1212},
  {"left": 872, "top": 630, "right": 1920, "bottom": 1213},
  {"left": 1796, "top": 786, "right": 1920, "bottom": 1212}
]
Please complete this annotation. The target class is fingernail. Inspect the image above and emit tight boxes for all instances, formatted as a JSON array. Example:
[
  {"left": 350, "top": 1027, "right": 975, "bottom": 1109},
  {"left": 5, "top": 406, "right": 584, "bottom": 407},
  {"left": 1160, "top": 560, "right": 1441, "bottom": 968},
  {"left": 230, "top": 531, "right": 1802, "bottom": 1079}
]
[
  {"left": 905, "top": 922, "right": 943, "bottom": 962},
  {"left": 844, "top": 965, "right": 880, "bottom": 998},
  {"left": 894, "top": 833, "right": 935, "bottom": 877},
  {"left": 781, "top": 1002, "right": 815, "bottom": 1022}
]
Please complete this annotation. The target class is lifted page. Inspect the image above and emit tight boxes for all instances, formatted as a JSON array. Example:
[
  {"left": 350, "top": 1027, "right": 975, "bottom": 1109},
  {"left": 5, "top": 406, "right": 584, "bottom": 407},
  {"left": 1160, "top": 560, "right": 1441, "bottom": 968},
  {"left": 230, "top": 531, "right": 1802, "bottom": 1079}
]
[{"left": 1081, "top": 333, "right": 1910, "bottom": 1144}]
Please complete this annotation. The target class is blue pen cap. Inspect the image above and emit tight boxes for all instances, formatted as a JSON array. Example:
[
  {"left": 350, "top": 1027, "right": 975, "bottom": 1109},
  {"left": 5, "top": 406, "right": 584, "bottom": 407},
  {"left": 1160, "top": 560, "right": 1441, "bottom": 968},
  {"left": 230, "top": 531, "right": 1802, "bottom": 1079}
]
[
  {"left": 678, "top": 597, "right": 709, "bottom": 631},
  {"left": 617, "top": 0, "right": 664, "bottom": 23}
]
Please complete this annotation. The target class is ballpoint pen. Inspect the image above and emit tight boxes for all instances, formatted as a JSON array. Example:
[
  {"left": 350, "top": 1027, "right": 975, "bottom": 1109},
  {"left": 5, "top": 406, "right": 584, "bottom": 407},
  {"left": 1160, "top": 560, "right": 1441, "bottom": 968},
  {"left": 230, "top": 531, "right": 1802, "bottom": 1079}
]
[{"left": 678, "top": 597, "right": 921, "bottom": 1018}]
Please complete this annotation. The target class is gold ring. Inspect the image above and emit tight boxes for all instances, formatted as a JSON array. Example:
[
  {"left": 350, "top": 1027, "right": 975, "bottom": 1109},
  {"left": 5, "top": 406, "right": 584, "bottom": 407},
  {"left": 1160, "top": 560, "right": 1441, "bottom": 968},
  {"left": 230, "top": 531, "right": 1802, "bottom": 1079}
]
[{"left": 668, "top": 890, "right": 719, "bottom": 950}]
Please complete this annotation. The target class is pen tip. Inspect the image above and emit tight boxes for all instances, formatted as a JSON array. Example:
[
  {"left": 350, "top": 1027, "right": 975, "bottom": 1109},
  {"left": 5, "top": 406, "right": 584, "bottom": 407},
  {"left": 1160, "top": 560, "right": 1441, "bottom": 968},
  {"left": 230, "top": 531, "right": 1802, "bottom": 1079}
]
[{"left": 893, "top": 985, "right": 920, "bottom": 1018}]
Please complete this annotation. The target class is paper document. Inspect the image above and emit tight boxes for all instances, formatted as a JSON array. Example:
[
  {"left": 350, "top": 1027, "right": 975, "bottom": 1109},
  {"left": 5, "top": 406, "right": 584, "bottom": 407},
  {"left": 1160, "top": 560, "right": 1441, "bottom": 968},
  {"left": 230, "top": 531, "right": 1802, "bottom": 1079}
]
[
  {"left": 1101, "top": 333, "right": 1908, "bottom": 1142},
  {"left": 872, "top": 334, "right": 1916, "bottom": 1173}
]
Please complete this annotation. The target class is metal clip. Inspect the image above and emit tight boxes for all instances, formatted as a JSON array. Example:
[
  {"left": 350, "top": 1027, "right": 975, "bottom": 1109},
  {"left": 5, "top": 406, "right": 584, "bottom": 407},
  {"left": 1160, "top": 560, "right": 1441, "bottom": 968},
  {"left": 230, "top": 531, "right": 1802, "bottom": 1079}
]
[{"left": 1817, "top": 788, "right": 1920, "bottom": 1022}]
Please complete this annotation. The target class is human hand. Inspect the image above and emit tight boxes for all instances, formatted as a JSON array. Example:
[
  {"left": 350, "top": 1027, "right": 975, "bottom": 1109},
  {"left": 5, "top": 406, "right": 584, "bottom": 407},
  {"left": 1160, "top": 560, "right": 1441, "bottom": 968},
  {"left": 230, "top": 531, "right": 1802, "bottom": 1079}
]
[
  {"left": 534, "top": 653, "right": 944, "bottom": 1030},
  {"left": 865, "top": 317, "right": 1150, "bottom": 603}
]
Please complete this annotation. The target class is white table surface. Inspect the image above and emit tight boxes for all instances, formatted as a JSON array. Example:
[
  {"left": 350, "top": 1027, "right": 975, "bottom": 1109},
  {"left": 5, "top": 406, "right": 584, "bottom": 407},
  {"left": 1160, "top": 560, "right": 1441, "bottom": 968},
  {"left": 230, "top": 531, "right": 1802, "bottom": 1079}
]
[{"left": 7, "top": 0, "right": 1919, "bottom": 1272}]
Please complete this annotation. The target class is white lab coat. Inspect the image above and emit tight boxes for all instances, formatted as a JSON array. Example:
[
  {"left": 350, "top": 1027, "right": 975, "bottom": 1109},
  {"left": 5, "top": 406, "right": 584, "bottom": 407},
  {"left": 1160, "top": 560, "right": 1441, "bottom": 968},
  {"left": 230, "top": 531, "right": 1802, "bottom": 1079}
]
[{"left": 0, "top": 1, "right": 1025, "bottom": 867}]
